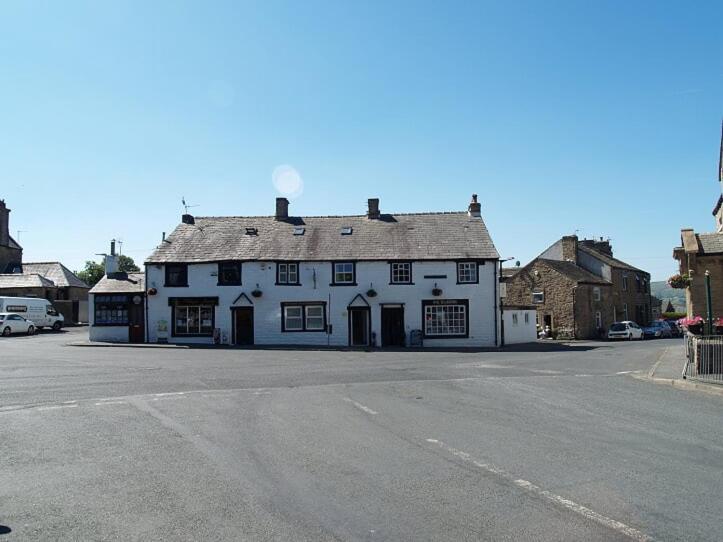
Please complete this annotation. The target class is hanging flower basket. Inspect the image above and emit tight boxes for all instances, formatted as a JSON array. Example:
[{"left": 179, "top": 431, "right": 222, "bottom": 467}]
[
  {"left": 432, "top": 287, "right": 443, "bottom": 297},
  {"left": 251, "top": 289, "right": 263, "bottom": 298},
  {"left": 147, "top": 287, "right": 157, "bottom": 296},
  {"left": 366, "top": 289, "right": 377, "bottom": 298},
  {"left": 667, "top": 273, "right": 691, "bottom": 289},
  {"left": 679, "top": 316, "right": 704, "bottom": 335}
]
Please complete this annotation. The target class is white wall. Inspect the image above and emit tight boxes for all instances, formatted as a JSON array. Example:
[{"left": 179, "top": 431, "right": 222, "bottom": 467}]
[
  {"left": 88, "top": 293, "right": 130, "bottom": 343},
  {"left": 502, "top": 309, "right": 537, "bottom": 344},
  {"left": 145, "top": 260, "right": 498, "bottom": 347}
]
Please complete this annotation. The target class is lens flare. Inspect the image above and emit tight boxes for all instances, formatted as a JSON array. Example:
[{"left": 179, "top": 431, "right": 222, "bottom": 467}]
[{"left": 272, "top": 165, "right": 304, "bottom": 199}]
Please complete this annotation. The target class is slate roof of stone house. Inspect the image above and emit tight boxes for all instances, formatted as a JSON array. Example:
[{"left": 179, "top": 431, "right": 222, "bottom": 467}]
[
  {"left": 695, "top": 232, "right": 723, "bottom": 254},
  {"left": 577, "top": 244, "right": 643, "bottom": 273},
  {"left": 89, "top": 273, "right": 145, "bottom": 294},
  {"left": 0, "top": 273, "right": 56, "bottom": 289},
  {"left": 539, "top": 259, "right": 610, "bottom": 285},
  {"left": 146, "top": 212, "right": 500, "bottom": 264},
  {"left": 22, "top": 262, "right": 89, "bottom": 289},
  {"left": 501, "top": 267, "right": 520, "bottom": 278}
]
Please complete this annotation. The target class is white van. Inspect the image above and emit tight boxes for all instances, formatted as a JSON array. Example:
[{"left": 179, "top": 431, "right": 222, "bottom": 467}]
[{"left": 0, "top": 297, "right": 65, "bottom": 331}]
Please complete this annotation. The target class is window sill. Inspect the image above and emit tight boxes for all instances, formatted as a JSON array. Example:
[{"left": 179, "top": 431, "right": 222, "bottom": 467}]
[
  {"left": 389, "top": 282, "right": 415, "bottom": 286},
  {"left": 456, "top": 281, "right": 479, "bottom": 285},
  {"left": 92, "top": 323, "right": 130, "bottom": 327},
  {"left": 330, "top": 283, "right": 357, "bottom": 287},
  {"left": 423, "top": 334, "right": 470, "bottom": 339},
  {"left": 217, "top": 282, "right": 242, "bottom": 287},
  {"left": 275, "top": 282, "right": 302, "bottom": 286},
  {"left": 171, "top": 333, "right": 214, "bottom": 338},
  {"left": 164, "top": 284, "right": 189, "bottom": 288},
  {"left": 281, "top": 329, "right": 327, "bottom": 333}
]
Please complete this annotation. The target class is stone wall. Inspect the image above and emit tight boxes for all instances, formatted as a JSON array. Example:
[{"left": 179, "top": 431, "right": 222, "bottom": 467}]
[
  {"left": 681, "top": 254, "right": 723, "bottom": 319},
  {"left": 610, "top": 268, "right": 652, "bottom": 325}
]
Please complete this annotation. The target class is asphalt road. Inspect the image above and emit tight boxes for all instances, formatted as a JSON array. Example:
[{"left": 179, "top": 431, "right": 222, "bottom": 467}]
[{"left": 1, "top": 329, "right": 721, "bottom": 541}]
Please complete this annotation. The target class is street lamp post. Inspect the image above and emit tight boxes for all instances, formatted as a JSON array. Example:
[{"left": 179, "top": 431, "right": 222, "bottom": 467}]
[{"left": 705, "top": 270, "right": 713, "bottom": 336}]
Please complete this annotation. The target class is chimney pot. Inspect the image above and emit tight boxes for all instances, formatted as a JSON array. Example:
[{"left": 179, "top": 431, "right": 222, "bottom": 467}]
[
  {"left": 275, "top": 197, "right": 289, "bottom": 221},
  {"left": 367, "top": 198, "right": 380, "bottom": 219}
]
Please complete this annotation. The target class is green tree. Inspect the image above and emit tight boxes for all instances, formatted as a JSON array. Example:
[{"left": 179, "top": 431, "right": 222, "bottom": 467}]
[{"left": 75, "top": 255, "right": 140, "bottom": 287}]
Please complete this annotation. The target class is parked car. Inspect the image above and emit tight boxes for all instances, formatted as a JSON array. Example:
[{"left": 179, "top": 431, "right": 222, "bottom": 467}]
[
  {"left": 0, "top": 313, "right": 36, "bottom": 336},
  {"left": 0, "top": 297, "right": 64, "bottom": 331},
  {"left": 607, "top": 321, "right": 643, "bottom": 340},
  {"left": 665, "top": 319, "right": 682, "bottom": 337},
  {"left": 642, "top": 320, "right": 673, "bottom": 339}
]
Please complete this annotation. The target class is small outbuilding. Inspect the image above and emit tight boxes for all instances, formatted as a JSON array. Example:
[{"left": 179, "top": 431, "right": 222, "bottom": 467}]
[{"left": 89, "top": 272, "right": 145, "bottom": 343}]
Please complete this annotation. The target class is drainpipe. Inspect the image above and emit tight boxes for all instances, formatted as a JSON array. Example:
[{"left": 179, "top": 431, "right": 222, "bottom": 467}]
[
  {"left": 144, "top": 263, "right": 149, "bottom": 343},
  {"left": 494, "top": 259, "right": 499, "bottom": 347},
  {"left": 572, "top": 286, "right": 578, "bottom": 339}
]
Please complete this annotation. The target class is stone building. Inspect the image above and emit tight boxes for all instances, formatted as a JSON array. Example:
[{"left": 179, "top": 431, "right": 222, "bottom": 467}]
[
  {"left": 673, "top": 123, "right": 723, "bottom": 320},
  {"left": 0, "top": 200, "right": 22, "bottom": 273},
  {"left": 503, "top": 235, "right": 652, "bottom": 339}
]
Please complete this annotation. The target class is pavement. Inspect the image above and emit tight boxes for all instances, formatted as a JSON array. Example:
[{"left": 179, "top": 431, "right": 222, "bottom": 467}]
[
  {"left": 0, "top": 329, "right": 721, "bottom": 541},
  {"left": 638, "top": 342, "right": 723, "bottom": 397}
]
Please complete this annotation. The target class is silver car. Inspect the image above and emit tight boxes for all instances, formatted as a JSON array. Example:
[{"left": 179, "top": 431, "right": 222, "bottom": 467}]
[{"left": 0, "top": 313, "right": 36, "bottom": 336}]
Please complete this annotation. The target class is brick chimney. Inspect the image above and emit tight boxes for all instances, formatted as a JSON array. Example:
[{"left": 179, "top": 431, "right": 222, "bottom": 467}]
[
  {"left": 367, "top": 198, "right": 380, "bottom": 219},
  {"left": 561, "top": 235, "right": 578, "bottom": 263},
  {"left": 275, "top": 197, "right": 289, "bottom": 221},
  {"left": 0, "top": 199, "right": 10, "bottom": 247},
  {"left": 467, "top": 194, "right": 481, "bottom": 217}
]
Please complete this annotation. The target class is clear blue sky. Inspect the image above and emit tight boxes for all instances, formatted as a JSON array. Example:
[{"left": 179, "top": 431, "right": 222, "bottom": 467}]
[{"left": 1, "top": 1, "right": 721, "bottom": 280}]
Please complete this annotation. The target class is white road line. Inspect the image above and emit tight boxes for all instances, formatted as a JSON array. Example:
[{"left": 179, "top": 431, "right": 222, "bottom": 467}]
[
  {"left": 616, "top": 371, "right": 634, "bottom": 375},
  {"left": 38, "top": 404, "right": 78, "bottom": 411},
  {"left": 154, "top": 392, "right": 185, "bottom": 397},
  {"left": 95, "top": 401, "right": 127, "bottom": 406},
  {"left": 343, "top": 397, "right": 378, "bottom": 415},
  {"left": 426, "top": 438, "right": 653, "bottom": 541}
]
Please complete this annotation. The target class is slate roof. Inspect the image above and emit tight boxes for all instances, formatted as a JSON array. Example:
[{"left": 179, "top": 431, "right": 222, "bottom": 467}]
[
  {"left": 22, "top": 262, "right": 89, "bottom": 289},
  {"left": 0, "top": 273, "right": 56, "bottom": 289},
  {"left": 146, "top": 212, "right": 499, "bottom": 264},
  {"left": 578, "top": 244, "right": 642, "bottom": 273},
  {"left": 90, "top": 273, "right": 145, "bottom": 294},
  {"left": 501, "top": 267, "right": 521, "bottom": 278},
  {"left": 696, "top": 232, "right": 723, "bottom": 255},
  {"left": 540, "top": 259, "right": 610, "bottom": 285}
]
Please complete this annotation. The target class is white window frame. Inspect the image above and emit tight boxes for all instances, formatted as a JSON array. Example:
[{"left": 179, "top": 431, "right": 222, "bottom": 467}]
[
  {"left": 333, "top": 262, "right": 355, "bottom": 285},
  {"left": 457, "top": 262, "right": 478, "bottom": 283},
  {"left": 174, "top": 305, "right": 214, "bottom": 336},
  {"left": 532, "top": 291, "right": 545, "bottom": 304},
  {"left": 278, "top": 263, "right": 299, "bottom": 285},
  {"left": 390, "top": 262, "right": 412, "bottom": 284},
  {"left": 593, "top": 287, "right": 601, "bottom": 301},
  {"left": 305, "top": 305, "right": 324, "bottom": 330},
  {"left": 283, "top": 305, "right": 304, "bottom": 331},
  {"left": 424, "top": 303, "right": 467, "bottom": 337},
  {"left": 622, "top": 273, "right": 628, "bottom": 292}
]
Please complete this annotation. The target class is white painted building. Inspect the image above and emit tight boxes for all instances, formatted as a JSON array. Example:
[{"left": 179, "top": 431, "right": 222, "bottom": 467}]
[
  {"left": 501, "top": 306, "right": 538, "bottom": 345},
  {"left": 144, "top": 196, "right": 500, "bottom": 347}
]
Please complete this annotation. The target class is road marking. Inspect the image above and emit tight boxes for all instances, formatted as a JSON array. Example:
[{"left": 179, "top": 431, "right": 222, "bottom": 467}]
[
  {"left": 154, "top": 392, "right": 185, "bottom": 397},
  {"left": 95, "top": 401, "right": 127, "bottom": 406},
  {"left": 343, "top": 397, "right": 378, "bottom": 415},
  {"left": 38, "top": 404, "right": 78, "bottom": 411},
  {"left": 426, "top": 438, "right": 653, "bottom": 541},
  {"left": 616, "top": 371, "right": 634, "bottom": 375}
]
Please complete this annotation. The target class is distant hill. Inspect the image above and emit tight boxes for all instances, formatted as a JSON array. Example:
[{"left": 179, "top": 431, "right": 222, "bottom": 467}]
[{"left": 651, "top": 281, "right": 686, "bottom": 313}]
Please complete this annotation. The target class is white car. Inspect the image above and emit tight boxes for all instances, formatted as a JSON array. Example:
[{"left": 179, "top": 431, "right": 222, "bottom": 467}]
[
  {"left": 0, "top": 313, "right": 36, "bottom": 336},
  {"left": 607, "top": 321, "right": 643, "bottom": 340}
]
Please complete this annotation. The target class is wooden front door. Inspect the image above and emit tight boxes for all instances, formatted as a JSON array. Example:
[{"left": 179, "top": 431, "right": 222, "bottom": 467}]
[
  {"left": 381, "top": 306, "right": 405, "bottom": 347},
  {"left": 233, "top": 308, "right": 254, "bottom": 346},
  {"left": 128, "top": 297, "right": 145, "bottom": 344},
  {"left": 348, "top": 308, "right": 370, "bottom": 346}
]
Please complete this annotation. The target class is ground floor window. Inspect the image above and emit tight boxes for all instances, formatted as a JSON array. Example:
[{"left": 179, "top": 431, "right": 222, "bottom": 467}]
[
  {"left": 173, "top": 305, "right": 214, "bottom": 336},
  {"left": 94, "top": 295, "right": 129, "bottom": 325},
  {"left": 423, "top": 300, "right": 469, "bottom": 338},
  {"left": 281, "top": 302, "right": 327, "bottom": 332}
]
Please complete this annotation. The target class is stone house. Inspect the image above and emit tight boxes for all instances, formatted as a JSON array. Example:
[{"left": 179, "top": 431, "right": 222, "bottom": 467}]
[
  {"left": 140, "top": 195, "right": 501, "bottom": 347},
  {"left": 504, "top": 235, "right": 652, "bottom": 339},
  {"left": 0, "top": 200, "right": 22, "bottom": 273},
  {"left": 673, "top": 124, "right": 723, "bottom": 320}
]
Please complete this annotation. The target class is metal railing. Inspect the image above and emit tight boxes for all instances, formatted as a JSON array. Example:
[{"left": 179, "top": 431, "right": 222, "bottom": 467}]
[{"left": 683, "top": 334, "right": 723, "bottom": 385}]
